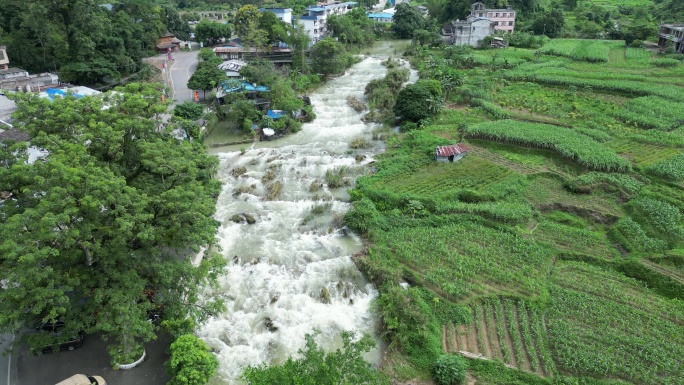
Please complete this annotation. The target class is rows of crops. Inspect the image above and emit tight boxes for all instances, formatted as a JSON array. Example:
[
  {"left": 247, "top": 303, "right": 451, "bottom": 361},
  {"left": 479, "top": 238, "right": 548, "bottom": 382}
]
[
  {"left": 646, "top": 151, "right": 684, "bottom": 180},
  {"left": 614, "top": 96, "right": 684, "bottom": 131},
  {"left": 548, "top": 261, "right": 684, "bottom": 384},
  {"left": 504, "top": 70, "right": 684, "bottom": 102},
  {"left": 610, "top": 216, "right": 669, "bottom": 252},
  {"left": 444, "top": 298, "right": 554, "bottom": 376},
  {"left": 532, "top": 221, "right": 618, "bottom": 258},
  {"left": 465, "top": 120, "right": 632, "bottom": 172},
  {"left": 537, "top": 39, "right": 622, "bottom": 62},
  {"left": 629, "top": 197, "right": 684, "bottom": 242},
  {"left": 372, "top": 221, "right": 552, "bottom": 300}
]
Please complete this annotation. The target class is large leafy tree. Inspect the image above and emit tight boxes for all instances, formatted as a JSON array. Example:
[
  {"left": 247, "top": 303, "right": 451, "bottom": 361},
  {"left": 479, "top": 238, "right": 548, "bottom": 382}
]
[
  {"left": 393, "top": 79, "right": 444, "bottom": 122},
  {"left": 310, "top": 37, "right": 350, "bottom": 77},
  {"left": 187, "top": 49, "right": 227, "bottom": 98},
  {"left": 167, "top": 334, "right": 219, "bottom": 385},
  {"left": 0, "top": 83, "right": 225, "bottom": 363},
  {"left": 327, "top": 8, "right": 374, "bottom": 48},
  {"left": 194, "top": 19, "right": 232, "bottom": 46},
  {"left": 393, "top": 3, "right": 426, "bottom": 39},
  {"left": 242, "top": 331, "right": 389, "bottom": 385}
]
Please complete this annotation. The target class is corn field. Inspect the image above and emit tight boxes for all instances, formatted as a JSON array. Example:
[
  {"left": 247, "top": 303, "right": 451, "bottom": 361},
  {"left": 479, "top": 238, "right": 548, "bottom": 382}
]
[{"left": 537, "top": 39, "right": 623, "bottom": 63}]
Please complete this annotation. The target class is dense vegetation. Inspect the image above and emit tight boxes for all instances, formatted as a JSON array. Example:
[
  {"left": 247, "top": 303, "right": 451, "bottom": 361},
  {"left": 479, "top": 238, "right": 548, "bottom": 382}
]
[{"left": 346, "top": 37, "right": 684, "bottom": 385}]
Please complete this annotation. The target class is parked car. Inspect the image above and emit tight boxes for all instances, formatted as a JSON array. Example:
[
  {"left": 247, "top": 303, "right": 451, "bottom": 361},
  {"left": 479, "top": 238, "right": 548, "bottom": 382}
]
[
  {"left": 31, "top": 321, "right": 85, "bottom": 354},
  {"left": 56, "top": 374, "right": 106, "bottom": 385}
]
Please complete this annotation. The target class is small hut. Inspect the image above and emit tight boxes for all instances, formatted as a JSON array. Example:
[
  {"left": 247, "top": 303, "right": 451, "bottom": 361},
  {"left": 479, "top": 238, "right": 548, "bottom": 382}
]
[{"left": 435, "top": 143, "right": 470, "bottom": 162}]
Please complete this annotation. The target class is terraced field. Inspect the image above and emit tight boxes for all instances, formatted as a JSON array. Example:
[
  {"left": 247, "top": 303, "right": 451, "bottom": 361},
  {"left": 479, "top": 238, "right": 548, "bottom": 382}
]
[{"left": 443, "top": 298, "right": 556, "bottom": 376}]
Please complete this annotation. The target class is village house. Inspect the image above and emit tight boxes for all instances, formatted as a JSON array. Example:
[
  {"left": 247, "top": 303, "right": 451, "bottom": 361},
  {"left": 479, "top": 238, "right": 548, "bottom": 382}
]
[
  {"left": 469, "top": 2, "right": 516, "bottom": 32},
  {"left": 260, "top": 8, "right": 293, "bottom": 24},
  {"left": 218, "top": 60, "right": 247, "bottom": 79},
  {"left": 298, "top": 1, "right": 357, "bottom": 44},
  {"left": 658, "top": 24, "right": 684, "bottom": 53},
  {"left": 435, "top": 143, "right": 470, "bottom": 162},
  {"left": 156, "top": 32, "right": 182, "bottom": 53},
  {"left": 368, "top": 12, "right": 393, "bottom": 23},
  {"left": 442, "top": 18, "right": 495, "bottom": 47},
  {"left": 0, "top": 47, "right": 59, "bottom": 92}
]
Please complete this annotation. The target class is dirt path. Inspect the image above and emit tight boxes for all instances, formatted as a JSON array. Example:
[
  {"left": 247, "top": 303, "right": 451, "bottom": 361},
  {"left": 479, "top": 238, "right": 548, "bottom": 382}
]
[
  {"left": 484, "top": 302, "right": 504, "bottom": 361},
  {"left": 468, "top": 315, "right": 480, "bottom": 354},
  {"left": 476, "top": 305, "right": 492, "bottom": 357},
  {"left": 458, "top": 324, "right": 469, "bottom": 352},
  {"left": 495, "top": 301, "right": 518, "bottom": 367},
  {"left": 641, "top": 260, "right": 684, "bottom": 286}
]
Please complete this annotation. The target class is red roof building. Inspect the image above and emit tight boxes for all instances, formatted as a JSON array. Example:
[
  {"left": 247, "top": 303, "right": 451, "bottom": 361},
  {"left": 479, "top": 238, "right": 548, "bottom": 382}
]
[{"left": 435, "top": 143, "right": 470, "bottom": 162}]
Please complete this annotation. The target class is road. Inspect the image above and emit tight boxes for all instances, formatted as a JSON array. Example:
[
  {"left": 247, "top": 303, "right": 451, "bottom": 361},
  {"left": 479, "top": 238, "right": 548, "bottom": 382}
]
[
  {"left": 168, "top": 50, "right": 199, "bottom": 102},
  {"left": 12, "top": 332, "right": 171, "bottom": 385},
  {"left": 0, "top": 334, "right": 13, "bottom": 385}
]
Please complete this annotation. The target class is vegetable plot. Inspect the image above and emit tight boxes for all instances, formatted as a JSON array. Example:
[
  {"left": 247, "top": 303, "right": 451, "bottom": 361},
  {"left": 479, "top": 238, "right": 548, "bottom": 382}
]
[{"left": 537, "top": 39, "right": 622, "bottom": 63}]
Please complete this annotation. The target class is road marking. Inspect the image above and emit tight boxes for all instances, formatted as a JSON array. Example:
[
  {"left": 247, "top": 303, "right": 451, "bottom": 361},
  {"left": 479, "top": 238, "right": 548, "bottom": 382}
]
[{"left": 6, "top": 335, "right": 14, "bottom": 385}]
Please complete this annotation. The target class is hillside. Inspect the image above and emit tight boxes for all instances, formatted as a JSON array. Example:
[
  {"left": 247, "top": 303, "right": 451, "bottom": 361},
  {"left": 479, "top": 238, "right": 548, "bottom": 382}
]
[{"left": 347, "top": 40, "right": 684, "bottom": 385}]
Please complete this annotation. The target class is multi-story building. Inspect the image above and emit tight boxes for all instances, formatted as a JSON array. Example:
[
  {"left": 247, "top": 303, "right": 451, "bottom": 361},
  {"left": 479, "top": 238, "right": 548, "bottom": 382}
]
[
  {"left": 468, "top": 2, "right": 516, "bottom": 32},
  {"left": 441, "top": 18, "right": 495, "bottom": 47},
  {"left": 260, "top": 8, "right": 293, "bottom": 25},
  {"left": 658, "top": 24, "right": 684, "bottom": 53},
  {"left": 297, "top": 2, "right": 357, "bottom": 44}
]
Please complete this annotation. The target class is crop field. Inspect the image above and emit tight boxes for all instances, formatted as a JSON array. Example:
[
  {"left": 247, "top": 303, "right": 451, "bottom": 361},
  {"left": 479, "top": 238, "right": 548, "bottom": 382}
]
[
  {"left": 548, "top": 261, "right": 684, "bottom": 384},
  {"left": 465, "top": 120, "right": 631, "bottom": 172},
  {"left": 376, "top": 155, "right": 522, "bottom": 196},
  {"left": 371, "top": 221, "right": 553, "bottom": 300},
  {"left": 350, "top": 39, "right": 684, "bottom": 385},
  {"left": 537, "top": 39, "right": 624, "bottom": 62},
  {"left": 443, "top": 298, "right": 555, "bottom": 376}
]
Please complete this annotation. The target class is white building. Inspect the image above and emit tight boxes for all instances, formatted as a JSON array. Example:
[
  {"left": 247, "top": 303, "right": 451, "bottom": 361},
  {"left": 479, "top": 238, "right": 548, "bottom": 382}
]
[
  {"left": 298, "top": 2, "right": 357, "bottom": 44},
  {"left": 260, "top": 8, "right": 293, "bottom": 25},
  {"left": 442, "top": 18, "right": 495, "bottom": 47}
]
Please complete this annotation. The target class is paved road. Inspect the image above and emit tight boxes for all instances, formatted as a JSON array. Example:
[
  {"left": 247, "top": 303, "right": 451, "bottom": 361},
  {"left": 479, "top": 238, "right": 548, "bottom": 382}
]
[
  {"left": 168, "top": 50, "right": 199, "bottom": 102},
  {"left": 12, "top": 332, "right": 171, "bottom": 385},
  {"left": 0, "top": 334, "right": 14, "bottom": 385}
]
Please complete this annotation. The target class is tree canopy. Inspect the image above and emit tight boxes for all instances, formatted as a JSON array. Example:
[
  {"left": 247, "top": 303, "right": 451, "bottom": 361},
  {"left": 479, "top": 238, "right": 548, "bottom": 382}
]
[
  {"left": 242, "top": 331, "right": 389, "bottom": 385},
  {"left": 187, "top": 49, "right": 227, "bottom": 98},
  {"left": 0, "top": 0, "right": 187, "bottom": 84},
  {"left": 194, "top": 19, "right": 232, "bottom": 46},
  {"left": 310, "top": 37, "right": 351, "bottom": 77},
  {"left": 393, "top": 3, "right": 426, "bottom": 39},
  {"left": 393, "top": 79, "right": 444, "bottom": 122},
  {"left": 167, "top": 334, "right": 219, "bottom": 385},
  {"left": 0, "top": 83, "right": 225, "bottom": 362}
]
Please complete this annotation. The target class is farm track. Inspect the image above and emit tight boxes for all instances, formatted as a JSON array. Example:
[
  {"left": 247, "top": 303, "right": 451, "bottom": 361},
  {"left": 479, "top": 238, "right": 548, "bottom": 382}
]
[
  {"left": 444, "top": 298, "right": 548, "bottom": 377},
  {"left": 468, "top": 146, "right": 541, "bottom": 175},
  {"left": 641, "top": 259, "right": 684, "bottom": 286}
]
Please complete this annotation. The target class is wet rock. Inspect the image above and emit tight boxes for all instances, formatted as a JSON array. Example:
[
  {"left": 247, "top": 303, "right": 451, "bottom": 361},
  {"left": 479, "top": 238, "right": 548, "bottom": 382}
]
[
  {"left": 244, "top": 213, "right": 256, "bottom": 224},
  {"left": 264, "top": 317, "right": 278, "bottom": 332},
  {"left": 320, "top": 287, "right": 331, "bottom": 304},
  {"left": 355, "top": 154, "right": 366, "bottom": 162},
  {"left": 230, "top": 214, "right": 245, "bottom": 223},
  {"left": 270, "top": 293, "right": 280, "bottom": 304}
]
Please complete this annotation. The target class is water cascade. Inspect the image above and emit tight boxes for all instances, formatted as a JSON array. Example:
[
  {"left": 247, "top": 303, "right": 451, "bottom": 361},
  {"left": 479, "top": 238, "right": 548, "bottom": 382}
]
[{"left": 198, "top": 51, "right": 413, "bottom": 384}]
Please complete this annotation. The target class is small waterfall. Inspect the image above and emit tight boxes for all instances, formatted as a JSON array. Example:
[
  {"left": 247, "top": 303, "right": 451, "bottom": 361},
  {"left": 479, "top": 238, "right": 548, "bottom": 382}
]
[{"left": 199, "top": 53, "right": 409, "bottom": 384}]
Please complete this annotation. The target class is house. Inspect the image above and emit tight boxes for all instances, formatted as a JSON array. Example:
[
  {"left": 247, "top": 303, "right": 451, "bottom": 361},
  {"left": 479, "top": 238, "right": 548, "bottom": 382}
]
[
  {"left": 213, "top": 46, "right": 292, "bottom": 64},
  {"left": 442, "top": 18, "right": 495, "bottom": 47},
  {"left": 157, "top": 32, "right": 182, "bottom": 53},
  {"left": 299, "top": 2, "right": 357, "bottom": 44},
  {"left": 468, "top": 2, "right": 516, "bottom": 32},
  {"left": 658, "top": 24, "right": 684, "bottom": 53},
  {"left": 218, "top": 60, "right": 247, "bottom": 78},
  {"left": 435, "top": 143, "right": 469, "bottom": 162},
  {"left": 0, "top": 46, "right": 9, "bottom": 70},
  {"left": 368, "top": 12, "right": 393, "bottom": 23},
  {"left": 260, "top": 8, "right": 293, "bottom": 25}
]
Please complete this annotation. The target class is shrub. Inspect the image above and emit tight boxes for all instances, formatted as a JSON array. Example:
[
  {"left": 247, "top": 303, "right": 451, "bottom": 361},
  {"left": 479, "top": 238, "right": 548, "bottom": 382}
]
[
  {"left": 651, "top": 58, "right": 681, "bottom": 68},
  {"left": 173, "top": 101, "right": 204, "bottom": 121},
  {"left": 433, "top": 354, "right": 466, "bottom": 385}
]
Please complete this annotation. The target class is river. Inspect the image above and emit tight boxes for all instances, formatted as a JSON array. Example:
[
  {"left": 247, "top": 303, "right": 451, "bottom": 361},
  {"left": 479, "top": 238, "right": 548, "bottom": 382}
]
[{"left": 198, "top": 40, "right": 413, "bottom": 384}]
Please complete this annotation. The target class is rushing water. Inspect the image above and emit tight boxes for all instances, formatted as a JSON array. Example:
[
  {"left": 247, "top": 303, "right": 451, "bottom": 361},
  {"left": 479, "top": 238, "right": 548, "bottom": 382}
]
[{"left": 198, "top": 43, "right": 412, "bottom": 384}]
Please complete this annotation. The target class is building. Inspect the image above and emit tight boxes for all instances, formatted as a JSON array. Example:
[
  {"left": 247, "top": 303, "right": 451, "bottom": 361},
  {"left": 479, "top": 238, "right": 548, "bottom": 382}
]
[
  {"left": 218, "top": 60, "right": 247, "bottom": 78},
  {"left": 299, "top": 2, "right": 357, "bottom": 44},
  {"left": 442, "top": 18, "right": 495, "bottom": 47},
  {"left": 469, "top": 2, "right": 516, "bottom": 32},
  {"left": 0, "top": 46, "right": 8, "bottom": 70},
  {"left": 658, "top": 24, "right": 684, "bottom": 53},
  {"left": 260, "top": 8, "right": 293, "bottom": 24},
  {"left": 368, "top": 12, "right": 393, "bottom": 23},
  {"left": 435, "top": 143, "right": 469, "bottom": 162},
  {"left": 213, "top": 46, "right": 292, "bottom": 64},
  {"left": 157, "top": 32, "right": 182, "bottom": 53}
]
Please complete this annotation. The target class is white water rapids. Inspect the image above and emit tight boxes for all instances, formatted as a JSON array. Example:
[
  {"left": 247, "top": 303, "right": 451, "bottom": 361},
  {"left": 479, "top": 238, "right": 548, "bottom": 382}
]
[{"left": 198, "top": 49, "right": 414, "bottom": 384}]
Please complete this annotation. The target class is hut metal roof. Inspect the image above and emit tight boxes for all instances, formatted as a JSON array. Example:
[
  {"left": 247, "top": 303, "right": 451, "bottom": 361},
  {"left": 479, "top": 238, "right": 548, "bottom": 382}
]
[{"left": 435, "top": 143, "right": 470, "bottom": 157}]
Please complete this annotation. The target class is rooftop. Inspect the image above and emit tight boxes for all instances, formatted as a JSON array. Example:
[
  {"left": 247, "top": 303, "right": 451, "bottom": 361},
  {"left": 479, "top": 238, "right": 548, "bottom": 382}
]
[
  {"left": 0, "top": 68, "right": 28, "bottom": 76},
  {"left": 368, "top": 13, "right": 393, "bottom": 19},
  {"left": 0, "top": 129, "right": 30, "bottom": 143},
  {"left": 260, "top": 8, "right": 293, "bottom": 12},
  {"left": 435, "top": 143, "right": 470, "bottom": 157}
]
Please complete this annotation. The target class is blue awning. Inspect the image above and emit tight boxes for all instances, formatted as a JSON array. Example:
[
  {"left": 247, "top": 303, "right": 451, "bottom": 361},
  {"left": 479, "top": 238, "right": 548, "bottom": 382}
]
[
  {"left": 267, "top": 110, "right": 287, "bottom": 119},
  {"left": 220, "top": 81, "right": 270, "bottom": 93}
]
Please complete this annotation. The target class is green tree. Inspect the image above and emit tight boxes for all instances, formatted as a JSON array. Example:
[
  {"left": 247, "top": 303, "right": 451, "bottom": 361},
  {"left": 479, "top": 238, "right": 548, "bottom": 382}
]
[
  {"left": 174, "top": 101, "right": 205, "bottom": 120},
  {"left": 188, "top": 49, "right": 227, "bottom": 98},
  {"left": 195, "top": 19, "right": 231, "bottom": 46},
  {"left": 242, "top": 331, "right": 389, "bottom": 385},
  {"left": 310, "top": 37, "right": 350, "bottom": 77},
  {"left": 433, "top": 354, "right": 466, "bottom": 385},
  {"left": 393, "top": 79, "right": 443, "bottom": 122},
  {"left": 393, "top": 3, "right": 426, "bottom": 39},
  {"left": 234, "top": 5, "right": 262, "bottom": 39},
  {"left": 167, "top": 334, "right": 219, "bottom": 385},
  {"left": 285, "top": 23, "right": 311, "bottom": 73},
  {"left": 161, "top": 5, "right": 192, "bottom": 41},
  {"left": 327, "top": 8, "right": 374, "bottom": 47},
  {"left": 531, "top": 9, "right": 565, "bottom": 38},
  {"left": 0, "top": 83, "right": 226, "bottom": 363}
]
